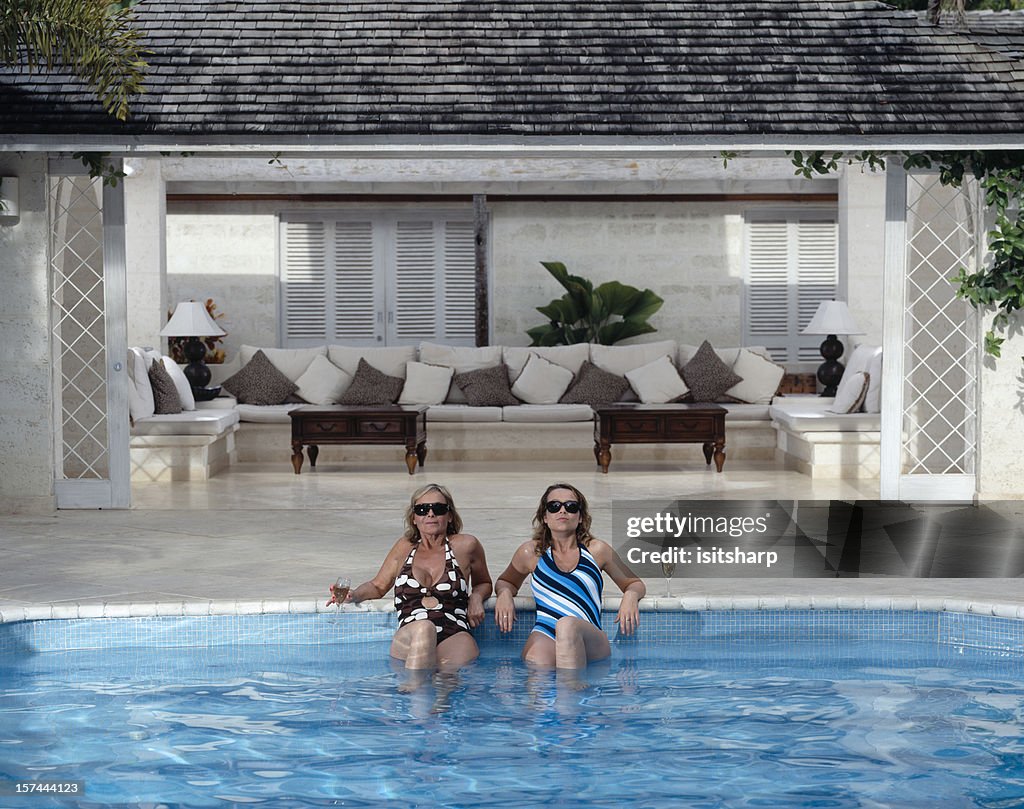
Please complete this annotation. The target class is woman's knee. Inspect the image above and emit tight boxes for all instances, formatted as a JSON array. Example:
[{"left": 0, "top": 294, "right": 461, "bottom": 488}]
[{"left": 555, "top": 616, "right": 585, "bottom": 637}]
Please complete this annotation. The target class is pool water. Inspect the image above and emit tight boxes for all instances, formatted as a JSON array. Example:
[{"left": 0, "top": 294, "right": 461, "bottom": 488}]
[{"left": 1, "top": 626, "right": 1023, "bottom": 808}]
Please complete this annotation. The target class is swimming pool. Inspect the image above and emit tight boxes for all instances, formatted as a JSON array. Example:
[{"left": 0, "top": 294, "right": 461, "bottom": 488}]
[{"left": 1, "top": 610, "right": 1022, "bottom": 808}]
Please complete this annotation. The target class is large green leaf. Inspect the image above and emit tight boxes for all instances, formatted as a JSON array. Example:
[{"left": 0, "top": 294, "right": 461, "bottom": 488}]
[
  {"left": 537, "top": 295, "right": 581, "bottom": 325},
  {"left": 620, "top": 288, "right": 665, "bottom": 321},
  {"left": 595, "top": 281, "right": 642, "bottom": 315},
  {"left": 526, "top": 324, "right": 557, "bottom": 346},
  {"left": 597, "top": 319, "right": 658, "bottom": 345}
]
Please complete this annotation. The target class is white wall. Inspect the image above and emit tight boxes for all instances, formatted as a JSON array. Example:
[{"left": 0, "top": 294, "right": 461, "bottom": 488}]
[
  {"left": 841, "top": 166, "right": 886, "bottom": 349},
  {"left": 0, "top": 154, "right": 55, "bottom": 513},
  {"left": 124, "top": 158, "right": 167, "bottom": 348},
  {"left": 978, "top": 322, "right": 1024, "bottom": 498}
]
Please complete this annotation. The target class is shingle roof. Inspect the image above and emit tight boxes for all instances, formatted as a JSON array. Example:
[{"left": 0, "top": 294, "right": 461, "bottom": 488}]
[
  {"left": 1, "top": 0, "right": 1023, "bottom": 142},
  {"left": 961, "top": 10, "right": 1024, "bottom": 61}
]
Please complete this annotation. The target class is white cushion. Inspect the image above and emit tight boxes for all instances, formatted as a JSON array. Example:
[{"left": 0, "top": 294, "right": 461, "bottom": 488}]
[
  {"left": 501, "top": 404, "right": 595, "bottom": 423},
  {"left": 724, "top": 349, "right": 785, "bottom": 405},
  {"left": 235, "top": 403, "right": 303, "bottom": 423},
  {"left": 717, "top": 403, "right": 772, "bottom": 420},
  {"left": 399, "top": 362, "right": 455, "bottom": 405},
  {"left": 511, "top": 353, "right": 575, "bottom": 404},
  {"left": 864, "top": 350, "right": 883, "bottom": 413},
  {"left": 327, "top": 345, "right": 416, "bottom": 379},
  {"left": 128, "top": 348, "right": 156, "bottom": 420},
  {"left": 828, "top": 371, "right": 870, "bottom": 414},
  {"left": 131, "top": 409, "right": 238, "bottom": 436},
  {"left": 624, "top": 355, "right": 689, "bottom": 404},
  {"left": 294, "top": 354, "right": 352, "bottom": 405},
  {"left": 771, "top": 397, "right": 881, "bottom": 432},
  {"left": 239, "top": 345, "right": 326, "bottom": 383},
  {"left": 425, "top": 404, "right": 503, "bottom": 422},
  {"left": 844, "top": 343, "right": 880, "bottom": 377},
  {"left": 161, "top": 356, "right": 196, "bottom": 411},
  {"left": 418, "top": 343, "right": 503, "bottom": 403},
  {"left": 502, "top": 344, "right": 590, "bottom": 379},
  {"left": 590, "top": 339, "right": 679, "bottom": 376}
]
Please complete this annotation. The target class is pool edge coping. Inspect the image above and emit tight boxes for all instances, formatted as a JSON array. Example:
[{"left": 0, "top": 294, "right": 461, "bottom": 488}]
[{"left": 2, "top": 595, "right": 1023, "bottom": 623}]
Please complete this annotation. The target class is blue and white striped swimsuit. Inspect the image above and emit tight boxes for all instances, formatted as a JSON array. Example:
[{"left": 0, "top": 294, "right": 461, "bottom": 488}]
[{"left": 531, "top": 544, "right": 603, "bottom": 640}]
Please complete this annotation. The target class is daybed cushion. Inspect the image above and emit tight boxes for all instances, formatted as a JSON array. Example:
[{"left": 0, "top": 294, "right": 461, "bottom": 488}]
[
  {"left": 828, "top": 371, "right": 870, "bottom": 414},
  {"left": 131, "top": 409, "right": 239, "bottom": 437},
  {"left": 678, "top": 344, "right": 771, "bottom": 366},
  {"left": 425, "top": 405, "right": 503, "bottom": 423},
  {"left": 510, "top": 353, "right": 575, "bottom": 404},
  {"left": 590, "top": 339, "right": 679, "bottom": 376},
  {"left": 624, "top": 354, "right": 689, "bottom": 404},
  {"left": 239, "top": 345, "right": 326, "bottom": 382},
  {"left": 724, "top": 349, "right": 785, "bottom": 405},
  {"left": 235, "top": 403, "right": 303, "bottom": 423},
  {"left": 399, "top": 361, "right": 455, "bottom": 406},
  {"left": 845, "top": 344, "right": 883, "bottom": 413},
  {"left": 327, "top": 344, "right": 416, "bottom": 379},
  {"left": 161, "top": 356, "right": 196, "bottom": 410},
  {"left": 502, "top": 344, "right": 590, "bottom": 378},
  {"left": 560, "top": 360, "right": 631, "bottom": 406},
  {"left": 453, "top": 364, "right": 519, "bottom": 406},
  {"left": 128, "top": 347, "right": 158, "bottom": 420},
  {"left": 148, "top": 358, "right": 182, "bottom": 414},
  {"left": 717, "top": 403, "right": 772, "bottom": 421},
  {"left": 419, "top": 343, "right": 503, "bottom": 404},
  {"left": 770, "top": 398, "right": 881, "bottom": 432},
  {"left": 501, "top": 404, "right": 595, "bottom": 423}
]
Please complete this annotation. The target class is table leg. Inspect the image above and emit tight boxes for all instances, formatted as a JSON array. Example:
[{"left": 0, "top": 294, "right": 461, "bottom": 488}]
[
  {"left": 405, "top": 442, "right": 417, "bottom": 475},
  {"left": 416, "top": 441, "right": 427, "bottom": 467},
  {"left": 702, "top": 441, "right": 714, "bottom": 466},
  {"left": 291, "top": 440, "right": 304, "bottom": 475},
  {"left": 308, "top": 444, "right": 319, "bottom": 468},
  {"left": 597, "top": 440, "right": 612, "bottom": 474},
  {"left": 713, "top": 438, "right": 726, "bottom": 473}
]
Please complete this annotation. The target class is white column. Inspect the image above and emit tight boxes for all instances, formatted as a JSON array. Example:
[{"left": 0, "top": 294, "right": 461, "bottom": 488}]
[
  {"left": 839, "top": 165, "right": 886, "bottom": 346},
  {"left": 0, "top": 153, "right": 57, "bottom": 513},
  {"left": 880, "top": 162, "right": 907, "bottom": 500},
  {"left": 124, "top": 158, "right": 167, "bottom": 348}
]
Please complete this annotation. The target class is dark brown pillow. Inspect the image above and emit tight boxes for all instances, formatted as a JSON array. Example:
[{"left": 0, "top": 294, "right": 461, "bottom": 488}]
[
  {"left": 453, "top": 364, "right": 519, "bottom": 406},
  {"left": 681, "top": 341, "right": 743, "bottom": 403},
  {"left": 221, "top": 349, "right": 298, "bottom": 405},
  {"left": 560, "top": 360, "right": 631, "bottom": 405},
  {"left": 148, "top": 359, "right": 182, "bottom": 414},
  {"left": 337, "top": 358, "right": 404, "bottom": 405}
]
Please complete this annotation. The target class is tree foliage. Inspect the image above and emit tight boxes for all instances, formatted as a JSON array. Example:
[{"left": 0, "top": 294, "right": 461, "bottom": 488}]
[
  {"left": 884, "top": 0, "right": 1024, "bottom": 10},
  {"left": 0, "top": 0, "right": 148, "bottom": 120}
]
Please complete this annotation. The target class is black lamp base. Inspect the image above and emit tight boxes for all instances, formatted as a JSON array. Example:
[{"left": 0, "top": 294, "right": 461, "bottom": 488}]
[
  {"left": 181, "top": 336, "right": 212, "bottom": 388},
  {"left": 816, "top": 333, "right": 845, "bottom": 397}
]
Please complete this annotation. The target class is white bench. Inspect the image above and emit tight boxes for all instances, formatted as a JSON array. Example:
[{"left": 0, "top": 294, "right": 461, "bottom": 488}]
[
  {"left": 130, "top": 407, "right": 239, "bottom": 481},
  {"left": 770, "top": 396, "right": 880, "bottom": 481}
]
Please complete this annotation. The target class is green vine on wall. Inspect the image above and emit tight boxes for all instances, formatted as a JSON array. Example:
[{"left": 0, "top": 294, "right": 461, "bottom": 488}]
[
  {"left": 72, "top": 151, "right": 127, "bottom": 186},
  {"left": 789, "top": 149, "right": 1024, "bottom": 359}
]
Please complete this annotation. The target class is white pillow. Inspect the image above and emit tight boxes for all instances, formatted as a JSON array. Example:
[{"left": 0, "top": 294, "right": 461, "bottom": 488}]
[
  {"left": 240, "top": 345, "right": 326, "bottom": 382},
  {"left": 624, "top": 355, "right": 690, "bottom": 404},
  {"left": 864, "top": 350, "right": 883, "bottom": 413},
  {"left": 161, "top": 356, "right": 196, "bottom": 410},
  {"left": 399, "top": 361, "right": 455, "bottom": 405},
  {"left": 828, "top": 371, "right": 870, "bottom": 414},
  {"left": 511, "top": 353, "right": 575, "bottom": 404},
  {"left": 502, "top": 344, "right": 590, "bottom": 379},
  {"left": 418, "top": 342, "right": 503, "bottom": 403},
  {"left": 724, "top": 349, "right": 785, "bottom": 405},
  {"left": 127, "top": 347, "right": 155, "bottom": 420},
  {"left": 294, "top": 354, "right": 353, "bottom": 405}
]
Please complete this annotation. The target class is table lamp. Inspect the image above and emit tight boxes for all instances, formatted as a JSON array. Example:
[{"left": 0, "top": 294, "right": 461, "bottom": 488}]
[
  {"left": 801, "top": 300, "right": 863, "bottom": 397},
  {"left": 160, "top": 301, "right": 227, "bottom": 388}
]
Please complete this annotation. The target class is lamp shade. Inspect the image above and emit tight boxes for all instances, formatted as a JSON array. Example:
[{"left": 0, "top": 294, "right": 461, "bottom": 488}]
[
  {"left": 160, "top": 301, "right": 226, "bottom": 338},
  {"left": 801, "top": 300, "right": 863, "bottom": 336}
]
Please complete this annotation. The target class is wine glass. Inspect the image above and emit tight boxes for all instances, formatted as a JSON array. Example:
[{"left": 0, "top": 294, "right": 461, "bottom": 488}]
[
  {"left": 660, "top": 559, "right": 676, "bottom": 598},
  {"left": 330, "top": 577, "right": 351, "bottom": 620}
]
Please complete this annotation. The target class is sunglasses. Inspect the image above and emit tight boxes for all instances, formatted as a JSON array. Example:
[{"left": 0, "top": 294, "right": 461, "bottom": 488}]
[
  {"left": 413, "top": 502, "right": 450, "bottom": 516},
  {"left": 545, "top": 500, "right": 580, "bottom": 514}
]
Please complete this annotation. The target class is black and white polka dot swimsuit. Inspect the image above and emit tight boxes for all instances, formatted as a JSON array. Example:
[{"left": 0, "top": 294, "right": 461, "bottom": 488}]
[{"left": 394, "top": 537, "right": 471, "bottom": 641}]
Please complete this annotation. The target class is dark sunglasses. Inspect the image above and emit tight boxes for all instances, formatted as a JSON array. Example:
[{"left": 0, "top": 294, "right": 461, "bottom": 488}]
[
  {"left": 545, "top": 500, "right": 580, "bottom": 514},
  {"left": 413, "top": 502, "right": 450, "bottom": 516}
]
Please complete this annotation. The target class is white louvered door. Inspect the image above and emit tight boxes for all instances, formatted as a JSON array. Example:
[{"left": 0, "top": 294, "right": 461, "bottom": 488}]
[
  {"left": 280, "top": 211, "right": 477, "bottom": 347},
  {"left": 744, "top": 212, "right": 839, "bottom": 364}
]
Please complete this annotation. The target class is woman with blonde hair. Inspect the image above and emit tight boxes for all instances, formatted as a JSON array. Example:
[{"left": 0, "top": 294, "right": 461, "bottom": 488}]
[
  {"left": 493, "top": 482, "right": 645, "bottom": 669},
  {"left": 329, "top": 483, "right": 492, "bottom": 671}
]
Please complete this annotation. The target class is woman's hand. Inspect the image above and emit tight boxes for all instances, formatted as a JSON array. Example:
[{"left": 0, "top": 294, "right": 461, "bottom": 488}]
[
  {"left": 467, "top": 593, "right": 485, "bottom": 628},
  {"left": 614, "top": 590, "right": 641, "bottom": 636},
  {"left": 494, "top": 590, "right": 517, "bottom": 633}
]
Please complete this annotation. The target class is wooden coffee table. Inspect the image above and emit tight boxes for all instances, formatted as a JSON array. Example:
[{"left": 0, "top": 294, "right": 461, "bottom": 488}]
[
  {"left": 289, "top": 405, "right": 427, "bottom": 475},
  {"left": 593, "top": 403, "right": 727, "bottom": 473}
]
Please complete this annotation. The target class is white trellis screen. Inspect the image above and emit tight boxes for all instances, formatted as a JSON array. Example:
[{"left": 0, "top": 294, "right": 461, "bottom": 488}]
[
  {"left": 882, "top": 166, "right": 979, "bottom": 501},
  {"left": 49, "top": 163, "right": 130, "bottom": 508}
]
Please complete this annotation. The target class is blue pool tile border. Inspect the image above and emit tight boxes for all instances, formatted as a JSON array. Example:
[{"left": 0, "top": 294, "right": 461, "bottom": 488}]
[{"left": 1, "top": 608, "right": 1022, "bottom": 656}]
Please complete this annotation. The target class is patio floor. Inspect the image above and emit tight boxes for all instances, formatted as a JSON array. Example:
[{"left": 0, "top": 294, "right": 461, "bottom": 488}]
[{"left": 1, "top": 459, "right": 1021, "bottom": 616}]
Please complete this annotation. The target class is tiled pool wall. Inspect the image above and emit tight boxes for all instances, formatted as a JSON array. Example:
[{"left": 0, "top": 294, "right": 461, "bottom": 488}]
[{"left": 1, "top": 608, "right": 1022, "bottom": 656}]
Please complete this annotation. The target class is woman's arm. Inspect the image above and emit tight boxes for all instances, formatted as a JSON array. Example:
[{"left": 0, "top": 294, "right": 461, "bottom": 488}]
[
  {"left": 456, "top": 534, "right": 493, "bottom": 628},
  {"left": 591, "top": 540, "right": 646, "bottom": 636},
  {"left": 493, "top": 542, "right": 537, "bottom": 633},
  {"left": 333, "top": 538, "right": 409, "bottom": 604}
]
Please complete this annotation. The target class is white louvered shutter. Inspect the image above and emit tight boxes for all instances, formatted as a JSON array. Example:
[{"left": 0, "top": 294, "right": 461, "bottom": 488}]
[
  {"left": 744, "top": 213, "right": 838, "bottom": 364},
  {"left": 281, "top": 220, "right": 328, "bottom": 342},
  {"left": 443, "top": 221, "right": 477, "bottom": 341},
  {"left": 333, "top": 220, "right": 380, "bottom": 344},
  {"left": 391, "top": 220, "right": 439, "bottom": 342}
]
